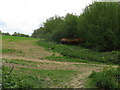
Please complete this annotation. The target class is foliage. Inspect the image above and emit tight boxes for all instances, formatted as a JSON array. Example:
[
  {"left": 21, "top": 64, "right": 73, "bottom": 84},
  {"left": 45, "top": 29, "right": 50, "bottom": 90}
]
[
  {"left": 32, "top": 16, "right": 63, "bottom": 40},
  {"left": 1, "top": 31, "right": 29, "bottom": 37},
  {"left": 32, "top": 27, "right": 46, "bottom": 38},
  {"left": 12, "top": 32, "right": 29, "bottom": 37},
  {"left": 78, "top": 2, "right": 119, "bottom": 51},
  {"left": 88, "top": 67, "right": 120, "bottom": 89},
  {"left": 32, "top": 2, "right": 119, "bottom": 52},
  {"left": 51, "top": 14, "right": 79, "bottom": 42},
  {"left": 2, "top": 32, "right": 11, "bottom": 36}
]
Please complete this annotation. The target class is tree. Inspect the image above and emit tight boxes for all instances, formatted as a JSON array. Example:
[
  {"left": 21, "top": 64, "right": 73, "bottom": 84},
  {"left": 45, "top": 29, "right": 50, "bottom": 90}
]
[
  {"left": 12, "top": 32, "right": 29, "bottom": 37},
  {"left": 0, "top": 30, "right": 1, "bottom": 34},
  {"left": 2, "top": 32, "right": 10, "bottom": 35},
  {"left": 50, "top": 13, "right": 79, "bottom": 42},
  {"left": 32, "top": 15, "right": 63, "bottom": 40},
  {"left": 78, "top": 2, "right": 119, "bottom": 51}
]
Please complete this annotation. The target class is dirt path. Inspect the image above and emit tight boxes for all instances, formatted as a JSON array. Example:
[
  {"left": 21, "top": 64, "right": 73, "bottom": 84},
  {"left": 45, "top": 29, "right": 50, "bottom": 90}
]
[
  {"left": 69, "top": 71, "right": 91, "bottom": 88},
  {"left": 2, "top": 55, "right": 118, "bottom": 68},
  {"left": 2, "top": 56, "right": 118, "bottom": 88},
  {"left": 3, "top": 57, "right": 103, "bottom": 88}
]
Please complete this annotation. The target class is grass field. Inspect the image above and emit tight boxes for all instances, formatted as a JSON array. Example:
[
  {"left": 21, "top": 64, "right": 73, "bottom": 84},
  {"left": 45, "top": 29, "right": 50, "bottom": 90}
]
[{"left": 1, "top": 35, "right": 119, "bottom": 88}]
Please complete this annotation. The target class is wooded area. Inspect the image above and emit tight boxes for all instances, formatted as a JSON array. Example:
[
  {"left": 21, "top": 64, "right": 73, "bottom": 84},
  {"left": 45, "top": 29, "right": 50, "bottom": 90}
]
[{"left": 32, "top": 2, "right": 119, "bottom": 52}]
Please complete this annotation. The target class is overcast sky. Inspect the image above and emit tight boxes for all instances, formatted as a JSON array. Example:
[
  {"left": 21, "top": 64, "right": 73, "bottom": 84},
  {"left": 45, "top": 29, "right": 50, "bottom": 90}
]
[{"left": 0, "top": 0, "right": 117, "bottom": 35}]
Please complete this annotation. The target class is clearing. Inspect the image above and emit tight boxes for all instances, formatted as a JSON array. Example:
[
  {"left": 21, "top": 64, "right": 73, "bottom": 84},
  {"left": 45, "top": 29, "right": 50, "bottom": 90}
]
[{"left": 1, "top": 36, "right": 118, "bottom": 88}]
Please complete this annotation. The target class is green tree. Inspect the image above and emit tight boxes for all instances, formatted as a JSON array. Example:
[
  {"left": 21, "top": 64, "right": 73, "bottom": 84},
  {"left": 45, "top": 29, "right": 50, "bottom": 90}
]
[
  {"left": 78, "top": 2, "right": 119, "bottom": 51},
  {"left": 32, "top": 15, "right": 63, "bottom": 40},
  {"left": 50, "top": 13, "right": 79, "bottom": 42},
  {"left": 2, "top": 32, "right": 10, "bottom": 36}
]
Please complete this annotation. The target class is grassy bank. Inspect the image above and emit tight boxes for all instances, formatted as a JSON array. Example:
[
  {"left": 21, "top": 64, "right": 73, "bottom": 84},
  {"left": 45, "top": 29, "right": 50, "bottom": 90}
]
[{"left": 37, "top": 40, "right": 119, "bottom": 64}]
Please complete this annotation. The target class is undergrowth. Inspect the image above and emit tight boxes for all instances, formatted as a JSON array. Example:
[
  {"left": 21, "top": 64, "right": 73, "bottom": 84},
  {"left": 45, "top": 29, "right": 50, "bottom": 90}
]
[{"left": 88, "top": 67, "right": 120, "bottom": 89}]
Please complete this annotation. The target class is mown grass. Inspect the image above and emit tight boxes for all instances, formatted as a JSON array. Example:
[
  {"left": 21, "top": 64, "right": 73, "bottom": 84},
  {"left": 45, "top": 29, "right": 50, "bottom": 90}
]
[
  {"left": 86, "top": 67, "right": 120, "bottom": 89},
  {"left": 2, "top": 49, "right": 23, "bottom": 54},
  {"left": 37, "top": 40, "right": 119, "bottom": 64},
  {"left": 2, "top": 35, "right": 37, "bottom": 42},
  {"left": 2, "top": 58, "right": 49, "bottom": 67},
  {"left": 45, "top": 55, "right": 118, "bottom": 66},
  {"left": 2, "top": 66, "right": 79, "bottom": 88}
]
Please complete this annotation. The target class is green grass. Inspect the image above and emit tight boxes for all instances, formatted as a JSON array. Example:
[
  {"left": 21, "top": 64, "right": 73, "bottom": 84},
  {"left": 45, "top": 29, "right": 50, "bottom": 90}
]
[
  {"left": 3, "top": 58, "right": 81, "bottom": 88},
  {"left": 45, "top": 55, "right": 118, "bottom": 66},
  {"left": 86, "top": 67, "right": 120, "bottom": 89},
  {"left": 2, "top": 35, "right": 37, "bottom": 42},
  {"left": 2, "top": 49, "right": 23, "bottom": 54},
  {"left": 2, "top": 66, "right": 79, "bottom": 88},
  {"left": 2, "top": 58, "right": 49, "bottom": 67},
  {"left": 37, "top": 40, "right": 119, "bottom": 64}
]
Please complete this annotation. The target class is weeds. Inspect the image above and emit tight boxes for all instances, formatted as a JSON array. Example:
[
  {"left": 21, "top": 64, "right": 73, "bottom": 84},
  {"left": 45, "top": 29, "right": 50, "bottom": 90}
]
[{"left": 88, "top": 67, "right": 120, "bottom": 89}]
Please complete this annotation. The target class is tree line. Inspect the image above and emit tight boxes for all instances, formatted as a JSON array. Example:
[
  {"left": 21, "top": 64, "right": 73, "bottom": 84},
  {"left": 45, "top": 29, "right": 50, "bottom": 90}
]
[
  {"left": 32, "top": 2, "right": 119, "bottom": 52},
  {"left": 0, "top": 31, "right": 29, "bottom": 37}
]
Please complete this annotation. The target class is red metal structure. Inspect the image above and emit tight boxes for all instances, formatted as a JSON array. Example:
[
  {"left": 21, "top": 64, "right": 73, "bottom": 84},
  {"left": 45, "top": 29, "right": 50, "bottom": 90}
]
[{"left": 61, "top": 38, "right": 84, "bottom": 44}]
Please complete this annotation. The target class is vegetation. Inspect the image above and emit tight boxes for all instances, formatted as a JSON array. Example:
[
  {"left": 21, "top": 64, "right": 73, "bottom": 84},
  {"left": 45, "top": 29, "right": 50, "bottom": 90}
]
[
  {"left": 32, "top": 2, "right": 119, "bottom": 52},
  {"left": 2, "top": 35, "right": 36, "bottom": 42},
  {"left": 2, "top": 49, "right": 23, "bottom": 54},
  {"left": 37, "top": 40, "right": 119, "bottom": 64},
  {"left": 3, "top": 58, "right": 50, "bottom": 67},
  {"left": 1, "top": 31, "right": 29, "bottom": 37},
  {"left": 78, "top": 2, "right": 119, "bottom": 51},
  {"left": 12, "top": 32, "right": 29, "bottom": 37},
  {"left": 2, "top": 32, "right": 11, "bottom": 36},
  {"left": 87, "top": 67, "right": 120, "bottom": 89},
  {"left": 2, "top": 34, "right": 118, "bottom": 89},
  {"left": 32, "top": 16, "right": 63, "bottom": 39},
  {"left": 2, "top": 66, "right": 78, "bottom": 88},
  {"left": 2, "top": 1, "right": 120, "bottom": 89}
]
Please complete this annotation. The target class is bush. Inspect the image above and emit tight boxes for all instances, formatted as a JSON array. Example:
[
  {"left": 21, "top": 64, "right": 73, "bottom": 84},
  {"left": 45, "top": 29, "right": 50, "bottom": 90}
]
[{"left": 89, "top": 67, "right": 120, "bottom": 89}]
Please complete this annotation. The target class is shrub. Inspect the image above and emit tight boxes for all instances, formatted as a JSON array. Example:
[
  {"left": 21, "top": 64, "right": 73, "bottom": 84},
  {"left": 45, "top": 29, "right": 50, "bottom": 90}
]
[{"left": 89, "top": 67, "right": 120, "bottom": 89}]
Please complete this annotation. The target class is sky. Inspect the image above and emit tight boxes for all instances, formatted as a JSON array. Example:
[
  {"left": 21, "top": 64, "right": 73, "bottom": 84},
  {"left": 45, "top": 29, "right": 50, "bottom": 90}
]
[{"left": 0, "top": 0, "right": 118, "bottom": 35}]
